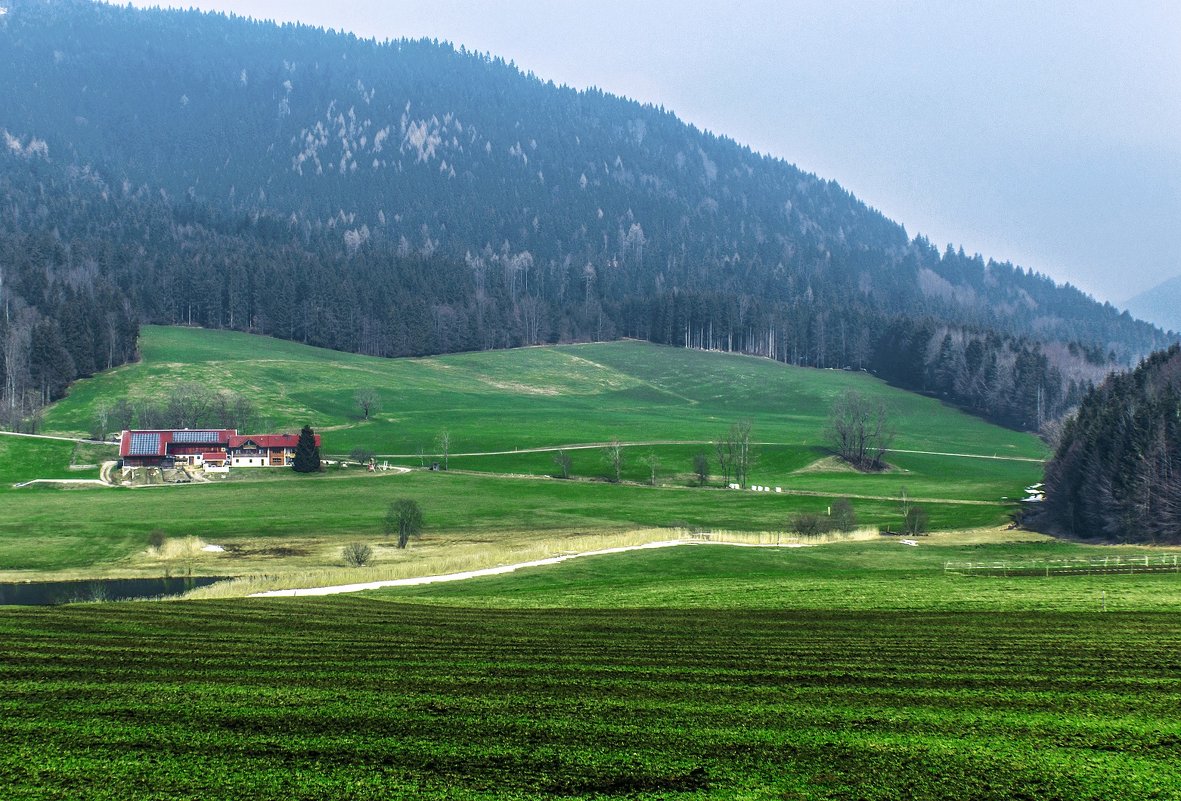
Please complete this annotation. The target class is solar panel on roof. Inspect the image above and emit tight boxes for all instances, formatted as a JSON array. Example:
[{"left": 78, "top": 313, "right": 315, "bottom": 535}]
[
  {"left": 128, "top": 432, "right": 161, "bottom": 456},
  {"left": 172, "top": 430, "right": 221, "bottom": 444}
]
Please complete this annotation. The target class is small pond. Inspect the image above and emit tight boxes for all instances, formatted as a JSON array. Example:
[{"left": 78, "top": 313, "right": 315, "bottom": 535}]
[{"left": 0, "top": 576, "right": 231, "bottom": 605}]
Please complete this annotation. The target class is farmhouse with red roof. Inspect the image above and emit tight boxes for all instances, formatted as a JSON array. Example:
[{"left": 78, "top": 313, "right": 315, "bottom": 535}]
[{"left": 119, "top": 429, "right": 320, "bottom": 469}]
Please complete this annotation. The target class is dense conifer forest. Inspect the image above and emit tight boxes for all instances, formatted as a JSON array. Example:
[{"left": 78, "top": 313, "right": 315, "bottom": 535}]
[
  {"left": 0, "top": 0, "right": 1172, "bottom": 432},
  {"left": 1042, "top": 345, "right": 1181, "bottom": 543}
]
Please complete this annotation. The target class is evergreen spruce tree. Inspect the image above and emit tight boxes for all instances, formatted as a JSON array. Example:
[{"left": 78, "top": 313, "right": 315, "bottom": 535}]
[{"left": 292, "top": 425, "right": 321, "bottom": 473}]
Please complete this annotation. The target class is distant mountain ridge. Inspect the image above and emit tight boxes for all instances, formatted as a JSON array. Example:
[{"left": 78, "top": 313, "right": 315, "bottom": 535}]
[
  {"left": 1123, "top": 275, "right": 1181, "bottom": 334},
  {"left": 0, "top": 0, "right": 1172, "bottom": 432}
]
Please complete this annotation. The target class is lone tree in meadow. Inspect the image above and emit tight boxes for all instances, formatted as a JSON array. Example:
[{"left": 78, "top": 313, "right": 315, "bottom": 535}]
[
  {"left": 791, "top": 512, "right": 829, "bottom": 537},
  {"left": 292, "top": 424, "right": 321, "bottom": 473},
  {"left": 641, "top": 450, "right": 661, "bottom": 486},
  {"left": 904, "top": 505, "right": 929, "bottom": 536},
  {"left": 349, "top": 446, "right": 376, "bottom": 464},
  {"left": 91, "top": 401, "right": 112, "bottom": 441},
  {"left": 828, "top": 390, "right": 893, "bottom": 471},
  {"left": 435, "top": 429, "right": 451, "bottom": 470},
  {"left": 147, "top": 530, "right": 167, "bottom": 552},
  {"left": 692, "top": 450, "right": 710, "bottom": 487},
  {"left": 717, "top": 420, "right": 755, "bottom": 488},
  {"left": 552, "top": 449, "right": 573, "bottom": 479},
  {"left": 729, "top": 420, "right": 754, "bottom": 488},
  {"left": 831, "top": 497, "right": 857, "bottom": 532},
  {"left": 603, "top": 438, "right": 624, "bottom": 483},
  {"left": 384, "top": 498, "right": 425, "bottom": 548},
  {"left": 354, "top": 388, "right": 380, "bottom": 421},
  {"left": 342, "top": 542, "right": 373, "bottom": 567}
]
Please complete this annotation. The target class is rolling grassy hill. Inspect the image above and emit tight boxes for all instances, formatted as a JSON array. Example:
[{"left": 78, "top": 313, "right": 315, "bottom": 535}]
[
  {"left": 44, "top": 326, "right": 1043, "bottom": 459},
  {"left": 0, "top": 325, "right": 1048, "bottom": 580},
  {"left": 38, "top": 325, "right": 1044, "bottom": 498}
]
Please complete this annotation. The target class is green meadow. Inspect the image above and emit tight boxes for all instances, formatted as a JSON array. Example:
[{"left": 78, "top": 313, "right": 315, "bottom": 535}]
[
  {"left": 0, "top": 469, "right": 1006, "bottom": 576},
  {"left": 0, "top": 436, "right": 111, "bottom": 485},
  {"left": 378, "top": 532, "right": 1181, "bottom": 613},
  {"left": 0, "top": 325, "right": 1050, "bottom": 580},
  {"left": 43, "top": 326, "right": 1042, "bottom": 460},
  {"left": 0, "top": 326, "right": 1048, "bottom": 581},
  {"left": 6, "top": 328, "right": 1181, "bottom": 799}
]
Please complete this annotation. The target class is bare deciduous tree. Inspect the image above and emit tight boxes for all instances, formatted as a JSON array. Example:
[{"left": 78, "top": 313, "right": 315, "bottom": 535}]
[
  {"left": 552, "top": 449, "right": 572, "bottom": 479},
  {"left": 715, "top": 438, "right": 732, "bottom": 486},
  {"left": 828, "top": 390, "right": 893, "bottom": 471},
  {"left": 603, "top": 438, "right": 624, "bottom": 483},
  {"left": 831, "top": 497, "right": 857, "bottom": 532},
  {"left": 692, "top": 450, "right": 710, "bottom": 487},
  {"left": 904, "top": 505, "right": 929, "bottom": 536},
  {"left": 729, "top": 420, "right": 754, "bottom": 489},
  {"left": 1, "top": 310, "right": 31, "bottom": 429},
  {"left": 165, "top": 381, "right": 214, "bottom": 429},
  {"left": 91, "top": 401, "right": 112, "bottom": 441},
  {"left": 791, "top": 512, "right": 829, "bottom": 537},
  {"left": 354, "top": 387, "right": 380, "bottom": 421},
  {"left": 435, "top": 429, "right": 451, "bottom": 470},
  {"left": 520, "top": 295, "right": 545, "bottom": 345},
  {"left": 641, "top": 450, "right": 661, "bottom": 486},
  {"left": 342, "top": 542, "right": 374, "bottom": 567}
]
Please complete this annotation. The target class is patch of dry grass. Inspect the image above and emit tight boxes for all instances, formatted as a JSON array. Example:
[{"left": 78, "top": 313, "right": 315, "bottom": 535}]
[
  {"left": 921, "top": 526, "right": 1055, "bottom": 546},
  {"left": 793, "top": 455, "right": 904, "bottom": 475},
  {"left": 692, "top": 527, "right": 883, "bottom": 545},
  {"left": 183, "top": 528, "right": 683, "bottom": 598}
]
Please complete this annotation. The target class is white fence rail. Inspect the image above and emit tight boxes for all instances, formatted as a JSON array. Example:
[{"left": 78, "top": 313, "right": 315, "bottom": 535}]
[{"left": 946, "top": 554, "right": 1181, "bottom": 577}]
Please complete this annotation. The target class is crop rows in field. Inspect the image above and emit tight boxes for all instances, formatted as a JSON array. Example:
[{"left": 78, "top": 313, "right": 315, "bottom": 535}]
[{"left": 3, "top": 600, "right": 1181, "bottom": 799}]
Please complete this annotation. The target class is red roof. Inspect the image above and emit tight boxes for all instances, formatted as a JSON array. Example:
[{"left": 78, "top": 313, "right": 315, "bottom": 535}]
[
  {"left": 119, "top": 429, "right": 320, "bottom": 457},
  {"left": 119, "top": 429, "right": 236, "bottom": 458},
  {"left": 228, "top": 433, "right": 321, "bottom": 449}
]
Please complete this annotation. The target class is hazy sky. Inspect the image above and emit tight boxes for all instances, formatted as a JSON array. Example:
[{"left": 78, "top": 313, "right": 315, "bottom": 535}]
[{"left": 128, "top": 0, "right": 1181, "bottom": 305}]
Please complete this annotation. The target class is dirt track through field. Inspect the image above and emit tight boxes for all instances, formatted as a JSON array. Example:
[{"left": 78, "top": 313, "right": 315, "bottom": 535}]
[
  {"left": 374, "top": 440, "right": 1044, "bottom": 463},
  {"left": 248, "top": 539, "right": 815, "bottom": 598},
  {"left": 0, "top": 430, "right": 102, "bottom": 444},
  {"left": 11, "top": 478, "right": 111, "bottom": 488}
]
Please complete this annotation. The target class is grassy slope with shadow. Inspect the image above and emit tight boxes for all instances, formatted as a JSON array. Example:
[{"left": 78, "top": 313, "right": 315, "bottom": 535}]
[{"left": 7, "top": 326, "right": 1044, "bottom": 579}]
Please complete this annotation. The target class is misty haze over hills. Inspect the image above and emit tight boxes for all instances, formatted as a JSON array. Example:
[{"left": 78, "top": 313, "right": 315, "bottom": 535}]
[
  {"left": 1123, "top": 276, "right": 1181, "bottom": 335},
  {"left": 0, "top": 0, "right": 1174, "bottom": 433}
]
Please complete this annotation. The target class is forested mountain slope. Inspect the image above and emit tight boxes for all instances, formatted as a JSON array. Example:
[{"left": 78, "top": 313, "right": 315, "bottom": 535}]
[
  {"left": 1042, "top": 344, "right": 1181, "bottom": 543},
  {"left": 0, "top": 0, "right": 1170, "bottom": 431}
]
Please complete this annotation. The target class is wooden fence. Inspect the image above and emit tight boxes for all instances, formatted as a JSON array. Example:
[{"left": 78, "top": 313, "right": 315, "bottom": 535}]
[{"left": 945, "top": 554, "right": 1181, "bottom": 577}]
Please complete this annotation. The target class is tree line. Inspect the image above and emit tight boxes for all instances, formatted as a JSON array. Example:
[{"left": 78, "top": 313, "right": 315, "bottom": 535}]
[
  {"left": 0, "top": 149, "right": 1130, "bottom": 437},
  {"left": 87, "top": 383, "right": 260, "bottom": 441},
  {"left": 1040, "top": 344, "right": 1181, "bottom": 544}
]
